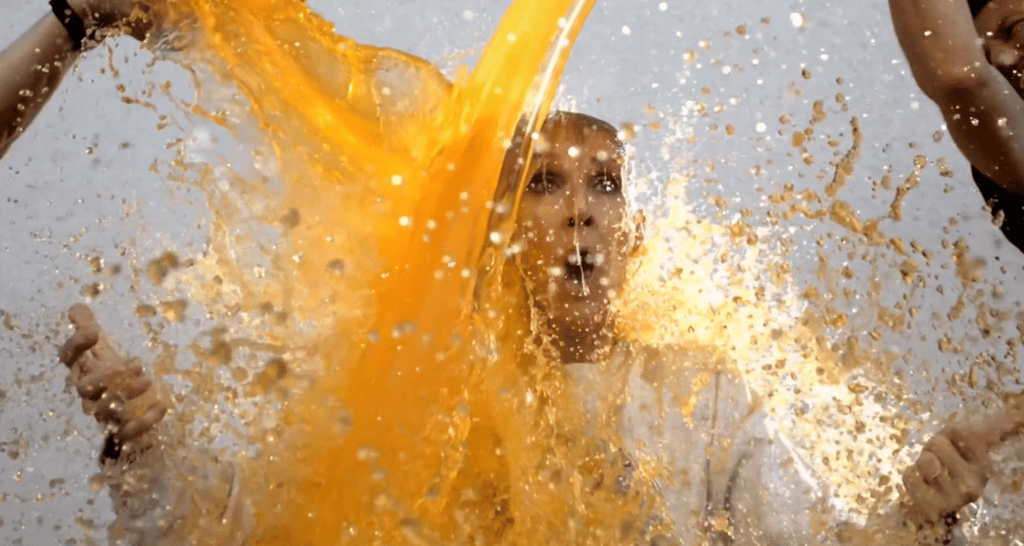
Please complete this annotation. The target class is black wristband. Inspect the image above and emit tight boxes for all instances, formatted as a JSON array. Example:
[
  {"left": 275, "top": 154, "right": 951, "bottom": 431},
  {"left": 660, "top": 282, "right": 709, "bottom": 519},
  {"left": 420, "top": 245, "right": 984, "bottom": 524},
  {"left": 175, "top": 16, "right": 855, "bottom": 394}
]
[{"left": 49, "top": 0, "right": 88, "bottom": 51}]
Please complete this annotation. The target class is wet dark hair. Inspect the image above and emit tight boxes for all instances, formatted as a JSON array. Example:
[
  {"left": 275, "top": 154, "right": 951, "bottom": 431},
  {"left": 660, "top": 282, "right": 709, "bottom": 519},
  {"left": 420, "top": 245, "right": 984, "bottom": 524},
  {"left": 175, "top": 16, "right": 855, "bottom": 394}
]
[
  {"left": 542, "top": 111, "right": 621, "bottom": 143},
  {"left": 969, "top": 0, "right": 992, "bottom": 18}
]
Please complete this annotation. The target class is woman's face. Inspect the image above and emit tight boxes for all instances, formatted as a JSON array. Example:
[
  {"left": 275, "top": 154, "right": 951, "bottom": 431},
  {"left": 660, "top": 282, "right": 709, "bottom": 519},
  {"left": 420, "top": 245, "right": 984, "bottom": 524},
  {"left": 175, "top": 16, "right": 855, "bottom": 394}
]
[
  {"left": 513, "top": 115, "right": 633, "bottom": 330},
  {"left": 975, "top": 1, "right": 1024, "bottom": 92}
]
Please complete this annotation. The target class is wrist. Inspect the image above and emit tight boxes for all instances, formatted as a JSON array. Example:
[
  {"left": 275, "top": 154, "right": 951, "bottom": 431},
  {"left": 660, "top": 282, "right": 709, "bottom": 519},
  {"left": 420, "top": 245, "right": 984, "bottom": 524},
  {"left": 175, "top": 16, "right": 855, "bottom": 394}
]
[
  {"left": 903, "top": 513, "right": 957, "bottom": 546},
  {"left": 899, "top": 500, "right": 958, "bottom": 545},
  {"left": 100, "top": 432, "right": 157, "bottom": 465},
  {"left": 49, "top": 0, "right": 93, "bottom": 51}
]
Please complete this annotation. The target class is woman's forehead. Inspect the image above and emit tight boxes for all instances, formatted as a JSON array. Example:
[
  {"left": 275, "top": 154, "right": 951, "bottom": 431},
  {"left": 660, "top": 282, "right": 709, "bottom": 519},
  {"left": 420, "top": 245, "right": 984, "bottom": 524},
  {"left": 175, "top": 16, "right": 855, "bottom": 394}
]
[
  {"left": 536, "top": 119, "right": 623, "bottom": 161},
  {"left": 540, "top": 113, "right": 621, "bottom": 142}
]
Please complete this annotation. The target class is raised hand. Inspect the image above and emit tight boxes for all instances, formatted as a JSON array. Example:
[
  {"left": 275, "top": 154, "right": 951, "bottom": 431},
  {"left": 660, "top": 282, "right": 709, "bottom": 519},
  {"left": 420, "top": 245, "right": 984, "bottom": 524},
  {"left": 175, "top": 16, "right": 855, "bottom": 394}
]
[
  {"left": 59, "top": 304, "right": 168, "bottom": 450},
  {"left": 903, "top": 407, "right": 1024, "bottom": 532}
]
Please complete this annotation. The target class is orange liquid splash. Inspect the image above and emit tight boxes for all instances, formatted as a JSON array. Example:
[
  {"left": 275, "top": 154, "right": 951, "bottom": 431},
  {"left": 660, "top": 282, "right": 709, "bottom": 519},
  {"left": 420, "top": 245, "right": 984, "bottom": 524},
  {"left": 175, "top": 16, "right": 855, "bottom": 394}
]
[{"left": 157, "top": 0, "right": 601, "bottom": 543}]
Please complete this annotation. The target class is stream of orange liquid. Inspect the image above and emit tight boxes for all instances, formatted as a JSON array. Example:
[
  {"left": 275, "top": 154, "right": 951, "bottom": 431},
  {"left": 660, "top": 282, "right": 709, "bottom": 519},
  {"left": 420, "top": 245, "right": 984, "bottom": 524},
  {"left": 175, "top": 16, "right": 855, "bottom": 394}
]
[{"left": 159, "top": 0, "right": 599, "bottom": 543}]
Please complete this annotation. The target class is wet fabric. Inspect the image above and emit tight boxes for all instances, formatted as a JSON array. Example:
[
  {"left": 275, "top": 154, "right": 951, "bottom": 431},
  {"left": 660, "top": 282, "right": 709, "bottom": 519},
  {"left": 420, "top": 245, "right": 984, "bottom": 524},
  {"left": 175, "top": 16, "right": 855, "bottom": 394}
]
[
  {"left": 971, "top": 166, "right": 1024, "bottom": 254},
  {"left": 566, "top": 343, "right": 831, "bottom": 544},
  {"left": 101, "top": 443, "right": 250, "bottom": 546}
]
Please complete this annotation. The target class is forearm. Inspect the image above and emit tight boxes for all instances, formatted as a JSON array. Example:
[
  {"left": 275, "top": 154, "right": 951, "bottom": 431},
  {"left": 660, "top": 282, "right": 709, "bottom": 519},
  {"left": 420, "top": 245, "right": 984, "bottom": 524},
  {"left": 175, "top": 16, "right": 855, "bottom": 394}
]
[
  {"left": 857, "top": 507, "right": 961, "bottom": 546},
  {"left": 889, "top": 0, "right": 1024, "bottom": 190},
  {"left": 0, "top": 13, "right": 81, "bottom": 160},
  {"left": 888, "top": 0, "right": 995, "bottom": 98}
]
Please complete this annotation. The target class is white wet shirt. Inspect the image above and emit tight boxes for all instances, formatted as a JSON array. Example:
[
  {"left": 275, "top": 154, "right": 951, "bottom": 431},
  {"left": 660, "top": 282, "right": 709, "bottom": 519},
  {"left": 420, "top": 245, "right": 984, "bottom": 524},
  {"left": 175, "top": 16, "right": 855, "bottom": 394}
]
[{"left": 565, "top": 342, "right": 832, "bottom": 545}]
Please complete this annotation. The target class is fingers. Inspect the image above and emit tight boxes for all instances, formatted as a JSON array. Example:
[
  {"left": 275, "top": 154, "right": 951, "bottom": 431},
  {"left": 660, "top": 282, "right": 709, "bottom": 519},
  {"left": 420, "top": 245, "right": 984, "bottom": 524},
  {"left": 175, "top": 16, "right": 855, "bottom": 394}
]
[
  {"left": 902, "top": 466, "right": 944, "bottom": 524},
  {"left": 61, "top": 309, "right": 164, "bottom": 440},
  {"left": 916, "top": 450, "right": 942, "bottom": 481},
  {"left": 77, "top": 366, "right": 126, "bottom": 400},
  {"left": 115, "top": 401, "right": 168, "bottom": 442},
  {"left": 59, "top": 305, "right": 100, "bottom": 368},
  {"left": 78, "top": 364, "right": 153, "bottom": 417},
  {"left": 68, "top": 303, "right": 97, "bottom": 329},
  {"left": 124, "top": 376, "right": 153, "bottom": 400},
  {"left": 76, "top": 356, "right": 144, "bottom": 399},
  {"left": 945, "top": 425, "right": 990, "bottom": 467},
  {"left": 924, "top": 434, "right": 984, "bottom": 502},
  {"left": 976, "top": 410, "right": 1024, "bottom": 449},
  {"left": 906, "top": 425, "right": 991, "bottom": 526},
  {"left": 92, "top": 390, "right": 126, "bottom": 424}
]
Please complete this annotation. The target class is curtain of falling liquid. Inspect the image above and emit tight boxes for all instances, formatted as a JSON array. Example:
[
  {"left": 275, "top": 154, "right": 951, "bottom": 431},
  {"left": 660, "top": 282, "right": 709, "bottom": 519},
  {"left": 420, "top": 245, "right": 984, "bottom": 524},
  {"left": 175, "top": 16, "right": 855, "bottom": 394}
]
[{"left": 152, "top": 0, "right": 608, "bottom": 544}]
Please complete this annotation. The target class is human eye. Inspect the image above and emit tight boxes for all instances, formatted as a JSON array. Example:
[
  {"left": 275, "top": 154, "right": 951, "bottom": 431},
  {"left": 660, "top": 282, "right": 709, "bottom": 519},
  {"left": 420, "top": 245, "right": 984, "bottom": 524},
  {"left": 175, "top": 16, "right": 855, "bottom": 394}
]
[
  {"left": 593, "top": 172, "right": 622, "bottom": 194},
  {"left": 525, "top": 169, "right": 561, "bottom": 194},
  {"left": 1002, "top": 17, "right": 1024, "bottom": 39}
]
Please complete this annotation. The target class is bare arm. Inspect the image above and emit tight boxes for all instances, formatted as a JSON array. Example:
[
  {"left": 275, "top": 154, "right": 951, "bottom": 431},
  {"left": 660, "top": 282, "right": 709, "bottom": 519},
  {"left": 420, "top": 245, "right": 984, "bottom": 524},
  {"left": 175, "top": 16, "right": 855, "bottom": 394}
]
[
  {"left": 0, "top": 0, "right": 157, "bottom": 161},
  {"left": 889, "top": 0, "right": 1024, "bottom": 192},
  {"left": 0, "top": 14, "right": 81, "bottom": 160},
  {"left": 60, "top": 305, "right": 252, "bottom": 545}
]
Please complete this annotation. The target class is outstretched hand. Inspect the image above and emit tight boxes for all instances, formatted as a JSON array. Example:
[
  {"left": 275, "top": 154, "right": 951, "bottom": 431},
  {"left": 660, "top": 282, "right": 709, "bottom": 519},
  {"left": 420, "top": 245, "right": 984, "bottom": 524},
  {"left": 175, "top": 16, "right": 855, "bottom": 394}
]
[
  {"left": 903, "top": 408, "right": 1024, "bottom": 530},
  {"left": 59, "top": 304, "right": 167, "bottom": 447}
]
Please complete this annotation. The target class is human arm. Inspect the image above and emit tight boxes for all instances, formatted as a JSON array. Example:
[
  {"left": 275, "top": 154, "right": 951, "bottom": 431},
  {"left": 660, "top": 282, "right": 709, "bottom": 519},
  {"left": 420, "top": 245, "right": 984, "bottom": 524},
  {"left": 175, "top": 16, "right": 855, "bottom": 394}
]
[
  {"left": 60, "top": 304, "right": 251, "bottom": 545},
  {"left": 730, "top": 398, "right": 1017, "bottom": 544},
  {"left": 888, "top": 0, "right": 1024, "bottom": 192},
  {"left": 0, "top": 0, "right": 157, "bottom": 160}
]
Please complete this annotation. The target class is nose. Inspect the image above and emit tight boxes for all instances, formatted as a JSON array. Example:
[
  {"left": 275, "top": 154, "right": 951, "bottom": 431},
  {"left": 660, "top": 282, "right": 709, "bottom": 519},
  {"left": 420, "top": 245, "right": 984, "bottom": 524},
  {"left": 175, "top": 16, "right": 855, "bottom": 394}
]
[
  {"left": 564, "top": 183, "right": 594, "bottom": 228},
  {"left": 566, "top": 214, "right": 593, "bottom": 228}
]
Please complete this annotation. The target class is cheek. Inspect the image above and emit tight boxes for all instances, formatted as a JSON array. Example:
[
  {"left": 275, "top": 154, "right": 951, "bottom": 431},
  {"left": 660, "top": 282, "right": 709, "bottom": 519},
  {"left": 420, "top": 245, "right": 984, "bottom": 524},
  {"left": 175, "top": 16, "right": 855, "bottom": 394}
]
[
  {"left": 598, "top": 226, "right": 632, "bottom": 277},
  {"left": 515, "top": 227, "right": 558, "bottom": 277}
]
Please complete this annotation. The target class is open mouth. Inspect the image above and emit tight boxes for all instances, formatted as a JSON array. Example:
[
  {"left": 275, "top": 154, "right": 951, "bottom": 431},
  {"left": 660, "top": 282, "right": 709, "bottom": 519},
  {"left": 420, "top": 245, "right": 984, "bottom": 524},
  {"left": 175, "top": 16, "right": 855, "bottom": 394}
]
[{"left": 564, "top": 249, "right": 595, "bottom": 285}]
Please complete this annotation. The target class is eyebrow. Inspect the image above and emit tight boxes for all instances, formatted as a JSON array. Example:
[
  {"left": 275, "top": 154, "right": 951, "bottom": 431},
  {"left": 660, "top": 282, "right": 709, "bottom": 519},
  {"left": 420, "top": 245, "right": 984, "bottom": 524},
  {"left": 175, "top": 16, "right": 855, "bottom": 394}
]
[
  {"left": 592, "top": 154, "right": 624, "bottom": 167},
  {"left": 527, "top": 148, "right": 623, "bottom": 165}
]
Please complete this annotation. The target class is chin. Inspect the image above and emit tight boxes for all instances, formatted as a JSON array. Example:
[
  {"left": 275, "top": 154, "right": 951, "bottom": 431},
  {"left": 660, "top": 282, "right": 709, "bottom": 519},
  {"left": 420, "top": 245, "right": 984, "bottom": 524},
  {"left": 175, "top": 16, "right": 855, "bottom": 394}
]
[{"left": 547, "top": 292, "right": 612, "bottom": 330}]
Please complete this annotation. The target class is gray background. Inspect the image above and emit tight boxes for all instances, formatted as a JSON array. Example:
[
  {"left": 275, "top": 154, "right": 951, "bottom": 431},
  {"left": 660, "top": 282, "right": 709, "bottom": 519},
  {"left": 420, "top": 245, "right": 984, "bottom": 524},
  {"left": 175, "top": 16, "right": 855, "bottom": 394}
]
[{"left": 3, "top": 0, "right": 1024, "bottom": 542}]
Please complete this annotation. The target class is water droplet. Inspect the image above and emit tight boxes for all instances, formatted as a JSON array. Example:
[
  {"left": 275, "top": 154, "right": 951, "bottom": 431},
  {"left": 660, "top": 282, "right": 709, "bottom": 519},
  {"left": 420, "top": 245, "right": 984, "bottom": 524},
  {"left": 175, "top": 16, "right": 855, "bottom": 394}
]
[{"left": 356, "top": 447, "right": 379, "bottom": 462}]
